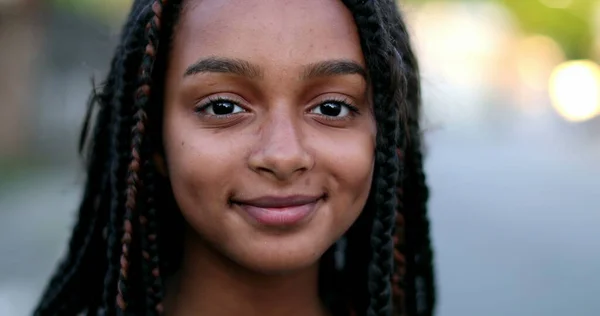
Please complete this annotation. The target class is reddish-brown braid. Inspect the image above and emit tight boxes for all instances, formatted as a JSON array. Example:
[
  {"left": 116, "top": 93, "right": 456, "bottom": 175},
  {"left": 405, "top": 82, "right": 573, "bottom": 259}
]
[
  {"left": 140, "top": 161, "right": 165, "bottom": 314},
  {"left": 117, "top": 0, "right": 168, "bottom": 312},
  {"left": 138, "top": 3, "right": 168, "bottom": 314}
]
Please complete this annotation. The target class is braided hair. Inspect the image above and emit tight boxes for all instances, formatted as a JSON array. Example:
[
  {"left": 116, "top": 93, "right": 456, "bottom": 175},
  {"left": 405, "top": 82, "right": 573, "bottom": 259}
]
[{"left": 34, "top": 0, "right": 435, "bottom": 315}]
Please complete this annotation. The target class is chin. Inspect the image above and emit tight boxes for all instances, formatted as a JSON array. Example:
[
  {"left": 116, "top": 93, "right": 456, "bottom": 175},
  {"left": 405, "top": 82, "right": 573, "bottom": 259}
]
[
  {"left": 180, "top": 198, "right": 355, "bottom": 276},
  {"left": 224, "top": 232, "right": 333, "bottom": 275},
  {"left": 244, "top": 251, "right": 323, "bottom": 275}
]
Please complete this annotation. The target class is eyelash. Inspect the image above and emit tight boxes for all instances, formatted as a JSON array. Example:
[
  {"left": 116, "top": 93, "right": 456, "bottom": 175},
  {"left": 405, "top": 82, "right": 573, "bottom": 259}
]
[
  {"left": 194, "top": 96, "right": 360, "bottom": 119},
  {"left": 194, "top": 96, "right": 248, "bottom": 118},
  {"left": 310, "top": 97, "right": 360, "bottom": 121}
]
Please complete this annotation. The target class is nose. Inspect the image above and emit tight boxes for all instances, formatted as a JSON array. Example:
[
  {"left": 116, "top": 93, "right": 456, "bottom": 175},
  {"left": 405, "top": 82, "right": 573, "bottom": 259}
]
[{"left": 248, "top": 114, "right": 314, "bottom": 182}]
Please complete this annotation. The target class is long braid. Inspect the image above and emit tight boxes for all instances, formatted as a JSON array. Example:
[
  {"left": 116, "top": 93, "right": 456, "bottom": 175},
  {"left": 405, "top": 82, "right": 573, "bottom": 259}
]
[
  {"left": 403, "top": 133, "right": 435, "bottom": 316},
  {"left": 137, "top": 3, "right": 179, "bottom": 313},
  {"left": 374, "top": 1, "right": 419, "bottom": 315},
  {"left": 393, "top": 148, "right": 407, "bottom": 316},
  {"left": 368, "top": 73, "right": 400, "bottom": 316},
  {"left": 103, "top": 77, "right": 127, "bottom": 315},
  {"left": 341, "top": 0, "right": 376, "bottom": 311},
  {"left": 103, "top": 51, "right": 136, "bottom": 316},
  {"left": 358, "top": 2, "right": 436, "bottom": 315},
  {"left": 343, "top": 194, "right": 375, "bottom": 315},
  {"left": 117, "top": 0, "right": 168, "bottom": 313},
  {"left": 342, "top": 1, "right": 427, "bottom": 315},
  {"left": 35, "top": 1, "right": 162, "bottom": 314},
  {"left": 34, "top": 69, "right": 115, "bottom": 316},
  {"left": 101, "top": 4, "right": 158, "bottom": 314},
  {"left": 379, "top": 1, "right": 436, "bottom": 315},
  {"left": 350, "top": 1, "right": 400, "bottom": 315},
  {"left": 34, "top": 193, "right": 103, "bottom": 315},
  {"left": 139, "top": 159, "right": 166, "bottom": 315}
]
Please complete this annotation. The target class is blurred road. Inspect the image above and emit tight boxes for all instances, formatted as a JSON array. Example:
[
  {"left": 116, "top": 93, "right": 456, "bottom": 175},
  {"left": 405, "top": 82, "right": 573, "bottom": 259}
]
[
  {"left": 0, "top": 121, "right": 598, "bottom": 316},
  {"left": 427, "top": 123, "right": 600, "bottom": 316},
  {"left": 0, "top": 168, "right": 81, "bottom": 316}
]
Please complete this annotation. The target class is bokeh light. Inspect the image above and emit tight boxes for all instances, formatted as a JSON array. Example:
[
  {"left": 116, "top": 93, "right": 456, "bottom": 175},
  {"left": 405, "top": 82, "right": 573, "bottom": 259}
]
[
  {"left": 549, "top": 60, "right": 600, "bottom": 122},
  {"left": 515, "top": 35, "right": 565, "bottom": 91}
]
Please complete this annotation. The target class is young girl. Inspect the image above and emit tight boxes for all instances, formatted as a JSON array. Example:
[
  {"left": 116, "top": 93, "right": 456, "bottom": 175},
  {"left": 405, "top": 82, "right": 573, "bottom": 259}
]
[{"left": 35, "top": 0, "right": 435, "bottom": 315}]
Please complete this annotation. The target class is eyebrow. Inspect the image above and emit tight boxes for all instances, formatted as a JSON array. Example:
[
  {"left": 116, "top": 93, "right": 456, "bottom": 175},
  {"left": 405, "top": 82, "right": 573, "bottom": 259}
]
[
  {"left": 301, "top": 59, "right": 368, "bottom": 81},
  {"left": 183, "top": 57, "right": 368, "bottom": 81},
  {"left": 184, "top": 57, "right": 263, "bottom": 79}
]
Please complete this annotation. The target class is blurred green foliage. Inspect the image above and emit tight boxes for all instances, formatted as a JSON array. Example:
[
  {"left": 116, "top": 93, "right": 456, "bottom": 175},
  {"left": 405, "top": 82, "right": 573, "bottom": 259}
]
[
  {"left": 500, "top": 0, "right": 594, "bottom": 59},
  {"left": 404, "top": 0, "right": 597, "bottom": 60},
  {"left": 51, "top": 0, "right": 133, "bottom": 25},
  {"left": 51, "top": 0, "right": 596, "bottom": 60}
]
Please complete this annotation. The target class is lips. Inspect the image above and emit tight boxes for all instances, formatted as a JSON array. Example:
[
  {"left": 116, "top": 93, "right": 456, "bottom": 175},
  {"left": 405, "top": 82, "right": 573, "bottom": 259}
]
[{"left": 231, "top": 195, "right": 323, "bottom": 226}]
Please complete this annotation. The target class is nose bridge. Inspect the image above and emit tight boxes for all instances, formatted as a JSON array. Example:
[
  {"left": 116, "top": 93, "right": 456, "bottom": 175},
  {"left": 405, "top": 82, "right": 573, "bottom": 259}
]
[
  {"left": 249, "top": 105, "right": 313, "bottom": 179},
  {"left": 262, "top": 108, "right": 302, "bottom": 151},
  {"left": 261, "top": 107, "right": 305, "bottom": 163}
]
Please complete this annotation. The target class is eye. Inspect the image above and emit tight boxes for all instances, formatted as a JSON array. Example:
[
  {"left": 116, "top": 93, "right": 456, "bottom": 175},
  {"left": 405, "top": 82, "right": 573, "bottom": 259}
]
[
  {"left": 202, "top": 99, "right": 245, "bottom": 115},
  {"left": 197, "top": 97, "right": 246, "bottom": 116},
  {"left": 309, "top": 101, "right": 355, "bottom": 118}
]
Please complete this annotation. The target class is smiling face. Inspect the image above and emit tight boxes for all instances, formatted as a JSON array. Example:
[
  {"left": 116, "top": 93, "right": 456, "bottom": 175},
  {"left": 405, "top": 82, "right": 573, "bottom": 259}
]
[{"left": 162, "top": 0, "right": 376, "bottom": 274}]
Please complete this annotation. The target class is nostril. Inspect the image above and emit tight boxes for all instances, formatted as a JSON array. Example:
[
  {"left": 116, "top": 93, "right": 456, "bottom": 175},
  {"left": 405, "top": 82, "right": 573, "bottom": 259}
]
[
  {"left": 247, "top": 140, "right": 315, "bottom": 181},
  {"left": 255, "top": 166, "right": 272, "bottom": 174}
]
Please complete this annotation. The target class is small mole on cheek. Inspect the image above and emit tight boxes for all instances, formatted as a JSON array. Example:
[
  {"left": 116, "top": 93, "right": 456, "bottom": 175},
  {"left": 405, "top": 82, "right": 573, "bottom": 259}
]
[{"left": 181, "top": 141, "right": 185, "bottom": 146}]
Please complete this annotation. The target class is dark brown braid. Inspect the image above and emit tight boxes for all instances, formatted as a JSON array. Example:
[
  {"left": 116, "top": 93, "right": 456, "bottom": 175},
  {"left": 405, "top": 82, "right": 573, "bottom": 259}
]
[
  {"left": 393, "top": 148, "right": 408, "bottom": 316},
  {"left": 341, "top": 1, "right": 435, "bottom": 316},
  {"left": 401, "top": 130, "right": 435, "bottom": 316},
  {"left": 383, "top": 1, "right": 436, "bottom": 315},
  {"left": 342, "top": 1, "right": 403, "bottom": 315}
]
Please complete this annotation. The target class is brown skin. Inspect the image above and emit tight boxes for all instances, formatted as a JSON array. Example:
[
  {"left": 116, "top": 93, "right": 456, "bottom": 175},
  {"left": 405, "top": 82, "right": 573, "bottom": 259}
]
[{"left": 161, "top": 0, "right": 376, "bottom": 315}]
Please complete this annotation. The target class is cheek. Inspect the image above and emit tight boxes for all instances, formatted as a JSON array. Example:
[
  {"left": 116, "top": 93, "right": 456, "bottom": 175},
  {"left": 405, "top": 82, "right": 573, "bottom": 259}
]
[
  {"left": 332, "top": 144, "right": 374, "bottom": 199},
  {"left": 161, "top": 115, "right": 240, "bottom": 218},
  {"left": 319, "top": 128, "right": 375, "bottom": 231},
  {"left": 327, "top": 122, "right": 376, "bottom": 194}
]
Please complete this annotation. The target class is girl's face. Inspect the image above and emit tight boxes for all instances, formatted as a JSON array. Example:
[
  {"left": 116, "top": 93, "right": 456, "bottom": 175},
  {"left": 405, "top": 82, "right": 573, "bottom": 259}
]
[{"left": 163, "top": 0, "right": 376, "bottom": 273}]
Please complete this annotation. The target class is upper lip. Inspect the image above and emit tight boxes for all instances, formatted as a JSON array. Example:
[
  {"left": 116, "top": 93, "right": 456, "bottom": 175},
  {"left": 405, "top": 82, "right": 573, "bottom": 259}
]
[{"left": 232, "top": 195, "right": 323, "bottom": 208}]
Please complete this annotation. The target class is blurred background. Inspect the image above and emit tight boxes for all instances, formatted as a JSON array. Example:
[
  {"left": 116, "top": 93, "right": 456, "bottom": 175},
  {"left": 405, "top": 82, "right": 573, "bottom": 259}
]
[{"left": 0, "top": 0, "right": 598, "bottom": 315}]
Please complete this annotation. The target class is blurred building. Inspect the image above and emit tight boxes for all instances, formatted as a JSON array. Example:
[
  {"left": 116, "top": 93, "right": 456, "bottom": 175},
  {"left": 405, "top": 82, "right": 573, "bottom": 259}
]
[
  {"left": 0, "top": 0, "right": 121, "bottom": 165},
  {"left": 0, "top": 0, "right": 42, "bottom": 161}
]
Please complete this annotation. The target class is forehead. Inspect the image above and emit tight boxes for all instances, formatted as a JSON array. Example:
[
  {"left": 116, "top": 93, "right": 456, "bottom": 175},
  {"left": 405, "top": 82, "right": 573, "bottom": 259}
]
[{"left": 172, "top": 0, "right": 364, "bottom": 70}]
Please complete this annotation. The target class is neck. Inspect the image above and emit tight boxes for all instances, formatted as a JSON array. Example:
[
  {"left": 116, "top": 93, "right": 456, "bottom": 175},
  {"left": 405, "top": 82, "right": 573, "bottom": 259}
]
[{"left": 164, "top": 227, "right": 330, "bottom": 316}]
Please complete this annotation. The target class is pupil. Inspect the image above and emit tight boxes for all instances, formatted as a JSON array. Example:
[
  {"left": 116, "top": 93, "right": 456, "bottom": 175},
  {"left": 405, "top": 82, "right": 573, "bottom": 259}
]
[
  {"left": 321, "top": 103, "right": 341, "bottom": 116},
  {"left": 213, "top": 102, "right": 234, "bottom": 115}
]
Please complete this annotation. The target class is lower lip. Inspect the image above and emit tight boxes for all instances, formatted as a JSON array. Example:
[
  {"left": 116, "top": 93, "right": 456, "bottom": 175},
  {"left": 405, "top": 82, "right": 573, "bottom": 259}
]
[{"left": 237, "top": 202, "right": 318, "bottom": 226}]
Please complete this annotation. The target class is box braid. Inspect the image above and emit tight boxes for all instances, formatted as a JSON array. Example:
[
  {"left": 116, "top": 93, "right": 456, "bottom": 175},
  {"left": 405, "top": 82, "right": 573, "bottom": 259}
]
[
  {"left": 342, "top": 1, "right": 398, "bottom": 316},
  {"left": 115, "top": 0, "right": 170, "bottom": 314},
  {"left": 102, "top": 3, "right": 161, "bottom": 314},
  {"left": 401, "top": 130, "right": 435, "bottom": 316},
  {"left": 379, "top": 1, "right": 436, "bottom": 315},
  {"left": 33, "top": 0, "right": 167, "bottom": 314},
  {"left": 342, "top": 1, "right": 435, "bottom": 316},
  {"left": 34, "top": 0, "right": 435, "bottom": 315},
  {"left": 34, "top": 23, "right": 131, "bottom": 316}
]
